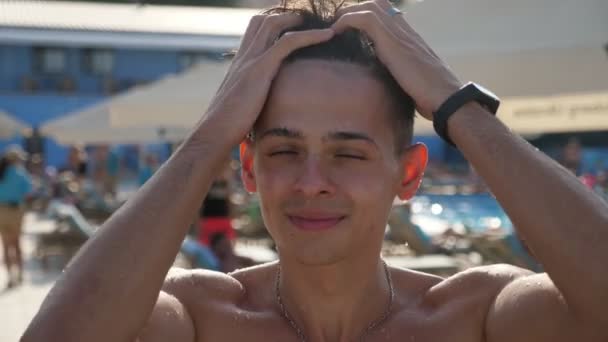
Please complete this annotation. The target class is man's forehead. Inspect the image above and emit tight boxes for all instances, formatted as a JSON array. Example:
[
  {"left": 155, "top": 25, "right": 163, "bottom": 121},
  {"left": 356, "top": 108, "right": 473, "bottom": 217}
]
[
  {"left": 270, "top": 60, "right": 380, "bottom": 97},
  {"left": 259, "top": 61, "right": 395, "bottom": 128}
]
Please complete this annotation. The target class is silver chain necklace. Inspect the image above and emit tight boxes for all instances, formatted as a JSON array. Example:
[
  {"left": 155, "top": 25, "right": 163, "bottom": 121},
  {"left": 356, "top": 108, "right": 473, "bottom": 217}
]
[{"left": 275, "top": 260, "right": 394, "bottom": 342}]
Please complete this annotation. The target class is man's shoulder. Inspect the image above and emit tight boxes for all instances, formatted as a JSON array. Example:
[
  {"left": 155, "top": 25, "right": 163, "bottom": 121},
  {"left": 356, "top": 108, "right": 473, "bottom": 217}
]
[
  {"left": 161, "top": 263, "right": 277, "bottom": 304},
  {"left": 451, "top": 263, "right": 533, "bottom": 282},
  {"left": 162, "top": 267, "right": 240, "bottom": 297},
  {"left": 422, "top": 264, "right": 534, "bottom": 304}
]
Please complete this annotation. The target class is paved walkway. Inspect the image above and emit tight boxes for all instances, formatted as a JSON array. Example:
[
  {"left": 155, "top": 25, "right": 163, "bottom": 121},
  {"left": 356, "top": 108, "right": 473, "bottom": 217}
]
[{"left": 0, "top": 213, "right": 61, "bottom": 342}]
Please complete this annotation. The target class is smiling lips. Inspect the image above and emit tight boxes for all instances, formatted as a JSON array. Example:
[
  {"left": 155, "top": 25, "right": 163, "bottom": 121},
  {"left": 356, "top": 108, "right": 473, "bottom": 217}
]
[{"left": 287, "top": 213, "right": 346, "bottom": 231}]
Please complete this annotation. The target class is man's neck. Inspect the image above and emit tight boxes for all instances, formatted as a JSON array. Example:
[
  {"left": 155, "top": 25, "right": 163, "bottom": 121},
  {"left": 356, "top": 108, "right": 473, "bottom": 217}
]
[{"left": 277, "top": 254, "right": 391, "bottom": 341}]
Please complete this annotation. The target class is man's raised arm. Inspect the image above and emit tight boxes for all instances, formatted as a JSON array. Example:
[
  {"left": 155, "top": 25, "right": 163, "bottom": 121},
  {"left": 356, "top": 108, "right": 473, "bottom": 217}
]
[
  {"left": 20, "top": 125, "right": 231, "bottom": 342},
  {"left": 21, "top": 14, "right": 336, "bottom": 342},
  {"left": 448, "top": 102, "right": 608, "bottom": 340},
  {"left": 327, "top": 1, "right": 607, "bottom": 338}
]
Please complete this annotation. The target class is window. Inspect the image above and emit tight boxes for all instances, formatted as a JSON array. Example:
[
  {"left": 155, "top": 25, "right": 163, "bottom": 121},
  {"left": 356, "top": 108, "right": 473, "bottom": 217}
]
[
  {"left": 178, "top": 51, "right": 223, "bottom": 71},
  {"left": 178, "top": 52, "right": 201, "bottom": 70},
  {"left": 33, "top": 47, "right": 66, "bottom": 74},
  {"left": 83, "top": 49, "right": 114, "bottom": 75}
]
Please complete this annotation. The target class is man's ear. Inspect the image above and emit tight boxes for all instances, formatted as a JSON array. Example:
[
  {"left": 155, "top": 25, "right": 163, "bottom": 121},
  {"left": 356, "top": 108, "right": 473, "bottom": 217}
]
[
  {"left": 397, "top": 143, "right": 428, "bottom": 201},
  {"left": 239, "top": 141, "right": 257, "bottom": 193}
]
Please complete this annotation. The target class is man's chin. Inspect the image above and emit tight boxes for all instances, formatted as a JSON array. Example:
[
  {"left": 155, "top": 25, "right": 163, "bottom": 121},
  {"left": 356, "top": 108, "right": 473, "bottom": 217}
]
[{"left": 274, "top": 233, "right": 354, "bottom": 266}]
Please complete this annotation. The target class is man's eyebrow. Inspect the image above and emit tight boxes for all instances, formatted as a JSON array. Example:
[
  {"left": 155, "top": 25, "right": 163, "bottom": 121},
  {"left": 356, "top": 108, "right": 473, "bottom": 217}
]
[
  {"left": 257, "top": 127, "right": 304, "bottom": 141},
  {"left": 326, "top": 131, "right": 378, "bottom": 146},
  {"left": 256, "top": 128, "right": 378, "bottom": 147}
]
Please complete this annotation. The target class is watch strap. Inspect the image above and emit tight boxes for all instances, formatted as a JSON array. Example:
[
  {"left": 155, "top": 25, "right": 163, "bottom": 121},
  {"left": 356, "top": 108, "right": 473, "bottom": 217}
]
[{"left": 433, "top": 82, "right": 499, "bottom": 147}]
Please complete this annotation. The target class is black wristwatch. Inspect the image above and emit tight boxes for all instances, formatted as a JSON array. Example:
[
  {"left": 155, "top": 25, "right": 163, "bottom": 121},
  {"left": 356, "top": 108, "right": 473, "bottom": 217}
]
[{"left": 433, "top": 82, "right": 500, "bottom": 147}]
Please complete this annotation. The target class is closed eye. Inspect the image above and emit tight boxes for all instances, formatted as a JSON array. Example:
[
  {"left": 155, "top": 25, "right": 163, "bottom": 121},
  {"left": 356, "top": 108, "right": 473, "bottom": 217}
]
[
  {"left": 336, "top": 154, "right": 366, "bottom": 160},
  {"left": 269, "top": 150, "right": 298, "bottom": 157}
]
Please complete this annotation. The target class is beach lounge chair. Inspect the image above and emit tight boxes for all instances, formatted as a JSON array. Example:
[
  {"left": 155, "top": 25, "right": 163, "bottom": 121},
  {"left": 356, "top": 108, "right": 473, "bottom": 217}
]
[
  {"left": 34, "top": 200, "right": 96, "bottom": 269},
  {"left": 469, "top": 232, "right": 542, "bottom": 272},
  {"left": 387, "top": 207, "right": 462, "bottom": 275},
  {"left": 388, "top": 208, "right": 436, "bottom": 255}
]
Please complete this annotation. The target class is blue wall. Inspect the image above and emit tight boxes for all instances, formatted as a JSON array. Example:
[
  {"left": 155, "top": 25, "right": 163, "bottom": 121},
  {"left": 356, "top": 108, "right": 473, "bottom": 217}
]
[
  {"left": 0, "top": 45, "right": 183, "bottom": 94},
  {"left": 114, "top": 50, "right": 179, "bottom": 80},
  {"left": 0, "top": 94, "right": 102, "bottom": 126},
  {"left": 0, "top": 45, "right": 31, "bottom": 91},
  {"left": 0, "top": 44, "right": 191, "bottom": 167}
]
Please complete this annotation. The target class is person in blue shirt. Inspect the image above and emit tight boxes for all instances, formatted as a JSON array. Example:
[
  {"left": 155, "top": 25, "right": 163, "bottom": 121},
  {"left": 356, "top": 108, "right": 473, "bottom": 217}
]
[
  {"left": 137, "top": 153, "right": 159, "bottom": 186},
  {"left": 0, "top": 145, "right": 32, "bottom": 288}
]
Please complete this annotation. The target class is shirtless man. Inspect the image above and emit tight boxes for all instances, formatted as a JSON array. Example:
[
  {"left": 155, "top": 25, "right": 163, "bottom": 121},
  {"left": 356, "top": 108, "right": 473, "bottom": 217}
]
[{"left": 22, "top": 1, "right": 608, "bottom": 341}]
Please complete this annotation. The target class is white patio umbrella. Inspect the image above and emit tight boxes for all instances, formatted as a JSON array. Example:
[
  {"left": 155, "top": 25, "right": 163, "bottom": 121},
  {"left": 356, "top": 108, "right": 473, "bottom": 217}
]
[
  {"left": 40, "top": 102, "right": 190, "bottom": 144},
  {"left": 107, "top": 62, "right": 230, "bottom": 128},
  {"left": 0, "top": 110, "right": 29, "bottom": 138},
  {"left": 95, "top": 59, "right": 440, "bottom": 136},
  {"left": 41, "top": 62, "right": 229, "bottom": 144},
  {"left": 102, "top": 62, "right": 439, "bottom": 136}
]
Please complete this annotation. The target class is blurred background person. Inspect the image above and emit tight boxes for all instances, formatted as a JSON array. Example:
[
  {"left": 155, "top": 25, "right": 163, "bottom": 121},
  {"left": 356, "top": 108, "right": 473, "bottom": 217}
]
[
  {"left": 26, "top": 153, "right": 54, "bottom": 211},
  {"left": 560, "top": 137, "right": 582, "bottom": 175},
  {"left": 54, "top": 145, "right": 89, "bottom": 204},
  {"left": 138, "top": 153, "right": 159, "bottom": 186},
  {"left": 91, "top": 145, "right": 120, "bottom": 198},
  {"left": 180, "top": 225, "right": 221, "bottom": 271},
  {"left": 0, "top": 145, "right": 32, "bottom": 289},
  {"left": 59, "top": 145, "right": 88, "bottom": 182},
  {"left": 593, "top": 170, "right": 607, "bottom": 201},
  {"left": 209, "top": 232, "right": 255, "bottom": 273},
  {"left": 198, "top": 163, "right": 236, "bottom": 246}
]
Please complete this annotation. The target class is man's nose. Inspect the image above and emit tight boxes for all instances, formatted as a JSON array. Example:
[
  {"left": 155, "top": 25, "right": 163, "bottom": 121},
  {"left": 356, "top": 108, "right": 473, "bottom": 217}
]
[{"left": 293, "top": 156, "right": 336, "bottom": 197}]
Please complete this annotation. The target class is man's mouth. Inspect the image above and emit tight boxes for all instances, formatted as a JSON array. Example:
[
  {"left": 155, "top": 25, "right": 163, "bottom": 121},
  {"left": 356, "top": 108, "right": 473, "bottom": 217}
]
[{"left": 287, "top": 214, "right": 346, "bottom": 231}]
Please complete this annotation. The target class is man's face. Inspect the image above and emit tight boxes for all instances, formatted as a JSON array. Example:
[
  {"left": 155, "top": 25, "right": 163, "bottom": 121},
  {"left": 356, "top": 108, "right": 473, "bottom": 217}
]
[{"left": 243, "top": 60, "right": 419, "bottom": 265}]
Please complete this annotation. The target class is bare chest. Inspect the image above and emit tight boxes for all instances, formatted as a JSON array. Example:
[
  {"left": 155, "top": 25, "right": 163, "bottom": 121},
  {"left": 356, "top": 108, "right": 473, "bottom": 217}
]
[{"left": 192, "top": 302, "right": 485, "bottom": 342}]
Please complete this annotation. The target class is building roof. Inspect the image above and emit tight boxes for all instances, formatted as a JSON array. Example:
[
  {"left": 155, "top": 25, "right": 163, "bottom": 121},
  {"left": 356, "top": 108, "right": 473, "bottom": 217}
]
[
  {"left": 0, "top": 1, "right": 260, "bottom": 50},
  {"left": 3, "top": 0, "right": 606, "bottom": 53}
]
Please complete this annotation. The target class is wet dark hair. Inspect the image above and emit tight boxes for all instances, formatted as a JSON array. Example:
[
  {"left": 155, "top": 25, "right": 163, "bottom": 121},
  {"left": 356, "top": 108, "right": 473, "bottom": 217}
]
[{"left": 262, "top": 0, "right": 416, "bottom": 151}]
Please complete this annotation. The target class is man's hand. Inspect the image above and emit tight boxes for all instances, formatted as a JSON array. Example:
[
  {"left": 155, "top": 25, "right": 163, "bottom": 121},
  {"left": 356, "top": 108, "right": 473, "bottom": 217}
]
[
  {"left": 331, "top": 0, "right": 463, "bottom": 120},
  {"left": 195, "top": 13, "right": 334, "bottom": 146}
]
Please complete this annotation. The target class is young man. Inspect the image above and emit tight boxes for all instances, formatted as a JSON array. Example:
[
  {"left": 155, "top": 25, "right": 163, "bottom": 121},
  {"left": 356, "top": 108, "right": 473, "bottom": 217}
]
[{"left": 23, "top": 1, "right": 608, "bottom": 341}]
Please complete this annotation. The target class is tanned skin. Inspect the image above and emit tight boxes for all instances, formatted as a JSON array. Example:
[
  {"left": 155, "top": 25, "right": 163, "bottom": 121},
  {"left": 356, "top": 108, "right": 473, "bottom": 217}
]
[{"left": 23, "top": 1, "right": 608, "bottom": 341}]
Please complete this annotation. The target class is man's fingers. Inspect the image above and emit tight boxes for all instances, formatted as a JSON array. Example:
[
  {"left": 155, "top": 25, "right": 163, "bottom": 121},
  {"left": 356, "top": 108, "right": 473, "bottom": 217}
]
[
  {"left": 263, "top": 28, "right": 335, "bottom": 66},
  {"left": 336, "top": 0, "right": 388, "bottom": 18},
  {"left": 235, "top": 15, "right": 267, "bottom": 59},
  {"left": 331, "top": 11, "right": 395, "bottom": 47},
  {"left": 244, "top": 13, "right": 304, "bottom": 58},
  {"left": 336, "top": 0, "right": 412, "bottom": 35},
  {"left": 221, "top": 15, "right": 265, "bottom": 92}
]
